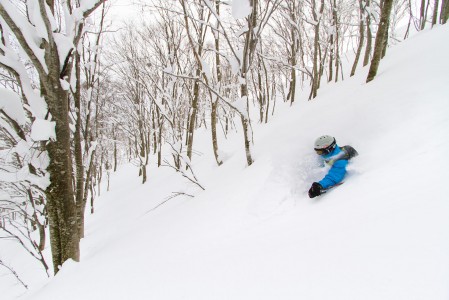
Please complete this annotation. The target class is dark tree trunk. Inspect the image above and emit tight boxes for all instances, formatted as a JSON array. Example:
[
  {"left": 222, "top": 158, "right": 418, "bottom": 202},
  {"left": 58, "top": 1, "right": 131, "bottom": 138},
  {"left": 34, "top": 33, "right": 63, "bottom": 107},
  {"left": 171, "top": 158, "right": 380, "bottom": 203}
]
[
  {"left": 381, "top": 24, "right": 389, "bottom": 58},
  {"left": 73, "top": 51, "right": 85, "bottom": 239},
  {"left": 0, "top": 0, "right": 90, "bottom": 274},
  {"left": 432, "top": 0, "right": 440, "bottom": 26},
  {"left": 441, "top": 0, "right": 449, "bottom": 23},
  {"left": 366, "top": 0, "right": 394, "bottom": 83},
  {"left": 45, "top": 84, "right": 80, "bottom": 273}
]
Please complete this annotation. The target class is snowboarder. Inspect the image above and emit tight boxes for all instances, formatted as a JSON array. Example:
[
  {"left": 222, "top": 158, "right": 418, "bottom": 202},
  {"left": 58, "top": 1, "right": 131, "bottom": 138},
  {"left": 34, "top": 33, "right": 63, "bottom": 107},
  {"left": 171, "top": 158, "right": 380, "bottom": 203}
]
[{"left": 308, "top": 135, "right": 358, "bottom": 198}]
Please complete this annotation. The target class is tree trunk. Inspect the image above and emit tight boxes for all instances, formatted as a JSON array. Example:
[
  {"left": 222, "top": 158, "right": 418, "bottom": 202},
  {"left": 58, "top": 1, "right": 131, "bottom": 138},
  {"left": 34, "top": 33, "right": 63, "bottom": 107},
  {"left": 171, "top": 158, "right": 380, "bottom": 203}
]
[
  {"left": 420, "top": 0, "right": 429, "bottom": 29},
  {"left": 157, "top": 110, "right": 163, "bottom": 167},
  {"left": 186, "top": 77, "right": 200, "bottom": 162},
  {"left": 113, "top": 128, "right": 118, "bottom": 172},
  {"left": 77, "top": 153, "right": 92, "bottom": 239},
  {"left": 310, "top": 20, "right": 320, "bottom": 99},
  {"left": 432, "top": 0, "right": 440, "bottom": 26},
  {"left": 328, "top": 32, "right": 334, "bottom": 81},
  {"left": 309, "top": 0, "right": 325, "bottom": 99},
  {"left": 211, "top": 98, "right": 222, "bottom": 166},
  {"left": 441, "top": 0, "right": 449, "bottom": 23},
  {"left": 45, "top": 84, "right": 80, "bottom": 273},
  {"left": 363, "top": 0, "right": 372, "bottom": 66},
  {"left": 288, "top": 4, "right": 298, "bottom": 105},
  {"left": 256, "top": 63, "right": 264, "bottom": 123},
  {"left": 351, "top": 0, "right": 365, "bottom": 77},
  {"left": 0, "top": 0, "right": 92, "bottom": 274},
  {"left": 211, "top": 0, "right": 223, "bottom": 166},
  {"left": 262, "top": 59, "right": 271, "bottom": 119},
  {"left": 73, "top": 51, "right": 85, "bottom": 239},
  {"left": 181, "top": 1, "right": 206, "bottom": 163},
  {"left": 332, "top": 0, "right": 340, "bottom": 83},
  {"left": 366, "top": 0, "right": 394, "bottom": 83},
  {"left": 381, "top": 23, "right": 389, "bottom": 58},
  {"left": 240, "top": 114, "right": 253, "bottom": 166},
  {"left": 238, "top": 0, "right": 258, "bottom": 166}
]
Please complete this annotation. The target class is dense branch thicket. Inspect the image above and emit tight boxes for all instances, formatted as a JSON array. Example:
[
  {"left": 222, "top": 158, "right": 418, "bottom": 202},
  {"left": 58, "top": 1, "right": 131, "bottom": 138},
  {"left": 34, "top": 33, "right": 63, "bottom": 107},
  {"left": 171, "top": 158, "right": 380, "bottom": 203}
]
[{"left": 105, "top": 0, "right": 421, "bottom": 171}]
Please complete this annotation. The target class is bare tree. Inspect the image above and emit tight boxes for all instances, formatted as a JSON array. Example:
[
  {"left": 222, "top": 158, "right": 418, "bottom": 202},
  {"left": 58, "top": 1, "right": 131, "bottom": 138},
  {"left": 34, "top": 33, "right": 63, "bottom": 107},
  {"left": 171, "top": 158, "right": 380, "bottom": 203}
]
[
  {"left": 180, "top": 0, "right": 210, "bottom": 164},
  {"left": 0, "top": 0, "right": 105, "bottom": 273}
]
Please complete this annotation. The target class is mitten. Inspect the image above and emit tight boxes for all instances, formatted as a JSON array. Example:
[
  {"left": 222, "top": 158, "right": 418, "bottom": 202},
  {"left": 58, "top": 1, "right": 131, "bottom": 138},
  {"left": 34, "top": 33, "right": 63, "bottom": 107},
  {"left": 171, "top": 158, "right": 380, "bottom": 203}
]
[{"left": 308, "top": 182, "right": 323, "bottom": 198}]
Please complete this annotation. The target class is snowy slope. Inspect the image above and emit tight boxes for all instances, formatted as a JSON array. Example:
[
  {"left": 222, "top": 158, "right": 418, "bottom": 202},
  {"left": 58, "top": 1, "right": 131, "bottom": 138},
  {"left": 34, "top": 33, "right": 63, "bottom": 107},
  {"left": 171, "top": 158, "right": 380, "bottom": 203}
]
[{"left": 3, "top": 25, "right": 449, "bottom": 300}]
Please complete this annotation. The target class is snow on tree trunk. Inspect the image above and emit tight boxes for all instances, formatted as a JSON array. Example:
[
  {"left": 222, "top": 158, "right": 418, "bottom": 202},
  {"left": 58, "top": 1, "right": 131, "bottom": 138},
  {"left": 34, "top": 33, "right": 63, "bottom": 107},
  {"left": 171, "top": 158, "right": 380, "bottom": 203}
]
[{"left": 0, "top": 0, "right": 105, "bottom": 274}]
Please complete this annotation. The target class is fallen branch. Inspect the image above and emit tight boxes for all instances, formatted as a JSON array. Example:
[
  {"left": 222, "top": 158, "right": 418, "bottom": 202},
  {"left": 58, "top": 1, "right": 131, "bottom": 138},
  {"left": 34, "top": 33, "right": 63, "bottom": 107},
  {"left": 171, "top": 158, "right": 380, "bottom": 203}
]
[
  {"left": 162, "top": 159, "right": 205, "bottom": 191},
  {"left": 0, "top": 257, "right": 28, "bottom": 289},
  {"left": 144, "top": 192, "right": 194, "bottom": 214}
]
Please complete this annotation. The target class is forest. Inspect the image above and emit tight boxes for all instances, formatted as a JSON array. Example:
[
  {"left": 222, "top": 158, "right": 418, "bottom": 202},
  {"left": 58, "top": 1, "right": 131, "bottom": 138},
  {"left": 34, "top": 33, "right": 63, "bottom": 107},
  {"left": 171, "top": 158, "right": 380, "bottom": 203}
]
[{"left": 0, "top": 0, "right": 448, "bottom": 284}]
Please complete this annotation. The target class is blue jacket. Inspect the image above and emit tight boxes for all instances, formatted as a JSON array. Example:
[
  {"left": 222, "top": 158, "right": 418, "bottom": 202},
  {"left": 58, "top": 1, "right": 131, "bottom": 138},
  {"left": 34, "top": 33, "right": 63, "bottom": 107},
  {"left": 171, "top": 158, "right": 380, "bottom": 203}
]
[{"left": 318, "top": 145, "right": 348, "bottom": 189}]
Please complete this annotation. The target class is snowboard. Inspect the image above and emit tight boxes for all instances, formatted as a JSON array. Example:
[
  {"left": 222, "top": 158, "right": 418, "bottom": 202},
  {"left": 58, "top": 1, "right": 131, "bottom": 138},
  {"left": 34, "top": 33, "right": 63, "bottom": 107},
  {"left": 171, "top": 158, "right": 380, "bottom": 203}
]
[{"left": 321, "top": 181, "right": 344, "bottom": 194}]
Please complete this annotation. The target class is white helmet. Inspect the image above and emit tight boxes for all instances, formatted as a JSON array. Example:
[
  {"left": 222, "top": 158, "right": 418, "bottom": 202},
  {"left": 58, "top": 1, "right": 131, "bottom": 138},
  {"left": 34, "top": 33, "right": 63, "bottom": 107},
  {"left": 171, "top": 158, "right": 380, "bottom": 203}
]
[{"left": 314, "top": 135, "right": 336, "bottom": 155}]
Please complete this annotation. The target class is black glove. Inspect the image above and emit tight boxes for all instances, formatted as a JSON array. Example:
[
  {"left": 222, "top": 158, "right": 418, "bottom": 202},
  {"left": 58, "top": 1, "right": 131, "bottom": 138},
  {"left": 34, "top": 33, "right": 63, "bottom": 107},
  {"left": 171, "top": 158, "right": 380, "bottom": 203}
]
[{"left": 308, "top": 182, "right": 323, "bottom": 198}]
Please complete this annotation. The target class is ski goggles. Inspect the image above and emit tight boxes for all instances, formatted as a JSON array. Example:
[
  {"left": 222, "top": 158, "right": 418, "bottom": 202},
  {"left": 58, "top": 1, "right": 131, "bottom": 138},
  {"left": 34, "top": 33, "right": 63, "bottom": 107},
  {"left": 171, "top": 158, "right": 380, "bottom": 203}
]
[
  {"left": 315, "top": 148, "right": 331, "bottom": 155},
  {"left": 314, "top": 141, "right": 336, "bottom": 156}
]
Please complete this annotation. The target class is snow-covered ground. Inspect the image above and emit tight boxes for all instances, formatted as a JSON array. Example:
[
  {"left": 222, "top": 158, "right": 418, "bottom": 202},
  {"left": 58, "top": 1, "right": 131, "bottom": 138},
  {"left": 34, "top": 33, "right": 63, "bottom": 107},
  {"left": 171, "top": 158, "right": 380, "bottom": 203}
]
[{"left": 2, "top": 24, "right": 449, "bottom": 300}]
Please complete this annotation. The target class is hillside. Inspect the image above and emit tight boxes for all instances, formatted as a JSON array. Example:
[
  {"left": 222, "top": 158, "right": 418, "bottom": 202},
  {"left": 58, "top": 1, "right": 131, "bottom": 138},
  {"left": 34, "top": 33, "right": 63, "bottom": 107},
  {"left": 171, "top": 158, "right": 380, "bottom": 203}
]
[{"left": 3, "top": 25, "right": 449, "bottom": 300}]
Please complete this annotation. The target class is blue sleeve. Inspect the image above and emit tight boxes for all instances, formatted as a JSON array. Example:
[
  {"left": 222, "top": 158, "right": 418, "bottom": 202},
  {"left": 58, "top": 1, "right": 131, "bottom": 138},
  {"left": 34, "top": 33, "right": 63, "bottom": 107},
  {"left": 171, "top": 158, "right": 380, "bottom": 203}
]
[{"left": 318, "top": 159, "right": 348, "bottom": 189}]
